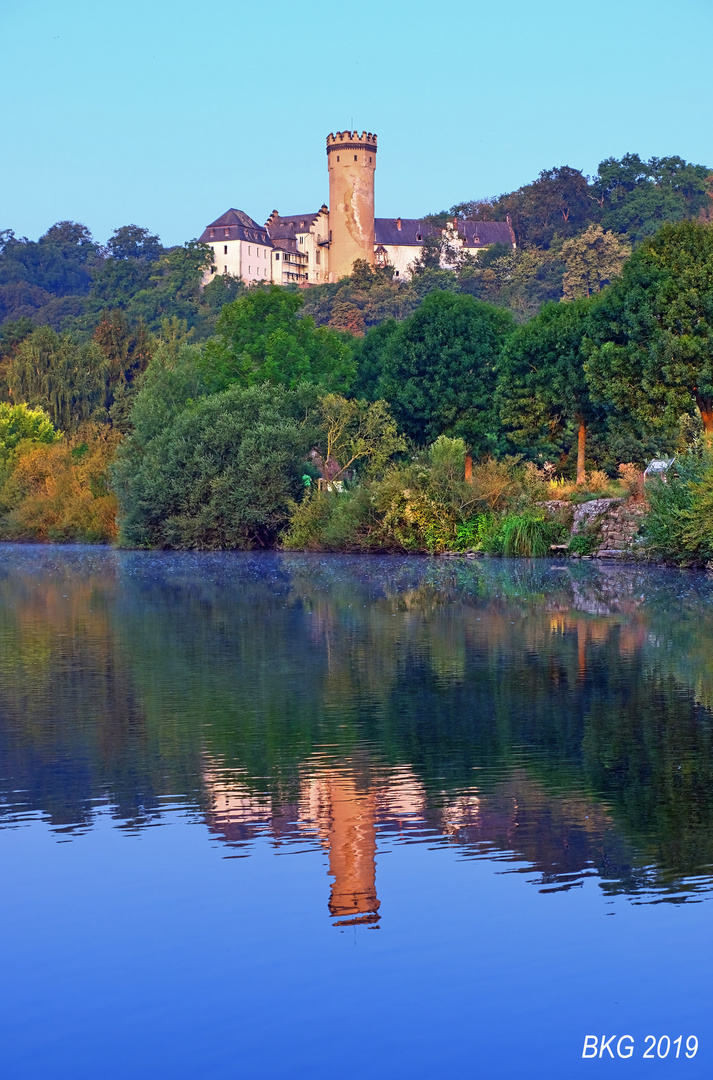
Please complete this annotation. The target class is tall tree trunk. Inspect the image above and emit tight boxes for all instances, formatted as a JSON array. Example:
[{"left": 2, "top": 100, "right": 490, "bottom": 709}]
[
  {"left": 576, "top": 419, "right": 586, "bottom": 485},
  {"left": 464, "top": 453, "right": 473, "bottom": 482},
  {"left": 696, "top": 395, "right": 713, "bottom": 436}
]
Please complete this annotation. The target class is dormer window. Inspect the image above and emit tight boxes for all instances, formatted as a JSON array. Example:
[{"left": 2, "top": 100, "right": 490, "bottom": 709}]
[
  {"left": 224, "top": 229, "right": 229, "bottom": 237},
  {"left": 209, "top": 230, "right": 214, "bottom": 238},
  {"left": 416, "top": 234, "right": 423, "bottom": 241}
]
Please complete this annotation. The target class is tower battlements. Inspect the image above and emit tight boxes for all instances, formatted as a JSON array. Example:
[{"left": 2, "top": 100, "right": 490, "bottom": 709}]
[{"left": 326, "top": 131, "right": 377, "bottom": 153}]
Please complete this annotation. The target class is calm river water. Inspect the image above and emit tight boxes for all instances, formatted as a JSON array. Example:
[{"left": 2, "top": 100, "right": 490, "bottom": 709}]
[{"left": 1, "top": 546, "right": 712, "bottom": 1077}]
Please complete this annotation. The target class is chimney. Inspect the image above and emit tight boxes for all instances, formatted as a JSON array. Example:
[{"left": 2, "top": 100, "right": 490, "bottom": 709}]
[{"left": 396, "top": 217, "right": 401, "bottom": 231}]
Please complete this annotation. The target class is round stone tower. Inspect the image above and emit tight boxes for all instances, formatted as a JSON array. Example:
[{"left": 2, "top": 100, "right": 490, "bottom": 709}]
[{"left": 326, "top": 130, "right": 377, "bottom": 282}]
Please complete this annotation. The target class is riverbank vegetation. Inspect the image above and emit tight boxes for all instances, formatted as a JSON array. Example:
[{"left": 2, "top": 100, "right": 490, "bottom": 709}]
[{"left": 1, "top": 154, "right": 713, "bottom": 557}]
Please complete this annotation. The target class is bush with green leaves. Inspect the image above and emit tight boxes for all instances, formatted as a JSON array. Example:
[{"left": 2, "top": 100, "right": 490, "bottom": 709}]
[
  {"left": 283, "top": 487, "right": 380, "bottom": 551},
  {"left": 284, "top": 437, "right": 558, "bottom": 554},
  {"left": 568, "top": 531, "right": 600, "bottom": 556},
  {"left": 641, "top": 451, "right": 713, "bottom": 564},
  {"left": 0, "top": 402, "right": 58, "bottom": 475},
  {"left": 112, "top": 381, "right": 320, "bottom": 549}
]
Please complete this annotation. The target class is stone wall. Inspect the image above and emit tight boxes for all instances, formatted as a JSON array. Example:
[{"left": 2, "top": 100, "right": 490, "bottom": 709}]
[{"left": 542, "top": 497, "right": 647, "bottom": 558}]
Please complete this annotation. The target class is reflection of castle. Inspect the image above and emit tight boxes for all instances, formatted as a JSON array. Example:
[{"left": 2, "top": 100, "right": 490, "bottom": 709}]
[
  {"left": 311, "top": 777, "right": 380, "bottom": 925},
  {"left": 200, "top": 756, "right": 635, "bottom": 920},
  {"left": 202, "top": 760, "right": 427, "bottom": 925},
  {"left": 200, "top": 130, "right": 515, "bottom": 286}
]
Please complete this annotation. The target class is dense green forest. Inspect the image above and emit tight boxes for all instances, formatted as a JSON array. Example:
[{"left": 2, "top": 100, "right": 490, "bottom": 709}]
[{"left": 1, "top": 151, "right": 713, "bottom": 557}]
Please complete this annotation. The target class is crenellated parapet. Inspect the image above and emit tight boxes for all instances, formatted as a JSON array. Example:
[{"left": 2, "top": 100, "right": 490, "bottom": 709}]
[{"left": 326, "top": 131, "right": 377, "bottom": 154}]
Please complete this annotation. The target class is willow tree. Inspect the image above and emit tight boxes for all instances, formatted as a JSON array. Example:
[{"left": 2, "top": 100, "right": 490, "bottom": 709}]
[
  {"left": 497, "top": 298, "right": 600, "bottom": 483},
  {"left": 8, "top": 326, "right": 109, "bottom": 432},
  {"left": 585, "top": 220, "right": 713, "bottom": 437}
]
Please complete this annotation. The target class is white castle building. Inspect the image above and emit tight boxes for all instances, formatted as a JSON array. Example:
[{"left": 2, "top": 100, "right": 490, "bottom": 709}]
[{"left": 200, "top": 131, "right": 515, "bottom": 287}]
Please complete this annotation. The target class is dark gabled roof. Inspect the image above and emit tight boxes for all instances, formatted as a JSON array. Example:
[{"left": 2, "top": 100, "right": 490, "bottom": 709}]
[
  {"left": 374, "top": 218, "right": 439, "bottom": 247},
  {"left": 374, "top": 217, "right": 514, "bottom": 248},
  {"left": 200, "top": 208, "right": 272, "bottom": 246},
  {"left": 209, "top": 208, "right": 263, "bottom": 229},
  {"left": 266, "top": 208, "right": 327, "bottom": 233},
  {"left": 459, "top": 220, "right": 515, "bottom": 247}
]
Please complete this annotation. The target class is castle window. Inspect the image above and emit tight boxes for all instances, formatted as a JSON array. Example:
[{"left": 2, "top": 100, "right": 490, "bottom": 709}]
[
  {"left": 248, "top": 246, "right": 251, "bottom": 255},
  {"left": 224, "top": 266, "right": 227, "bottom": 274},
  {"left": 275, "top": 253, "right": 280, "bottom": 260},
  {"left": 224, "top": 245, "right": 228, "bottom": 255},
  {"left": 249, "top": 266, "right": 251, "bottom": 274},
  {"left": 354, "top": 155, "right": 357, "bottom": 161},
  {"left": 336, "top": 156, "right": 339, "bottom": 162},
  {"left": 369, "top": 156, "right": 372, "bottom": 162},
  {"left": 316, "top": 250, "right": 320, "bottom": 265},
  {"left": 210, "top": 265, "right": 217, "bottom": 274},
  {"left": 395, "top": 270, "right": 399, "bottom": 277}
]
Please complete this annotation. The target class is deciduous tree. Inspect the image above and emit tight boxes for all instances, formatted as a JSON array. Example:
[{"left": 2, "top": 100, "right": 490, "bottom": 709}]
[
  {"left": 585, "top": 220, "right": 713, "bottom": 436},
  {"left": 561, "top": 225, "right": 630, "bottom": 299},
  {"left": 498, "top": 299, "right": 606, "bottom": 482},
  {"left": 8, "top": 326, "right": 109, "bottom": 432},
  {"left": 203, "top": 286, "right": 355, "bottom": 392},
  {"left": 374, "top": 291, "right": 515, "bottom": 454}
]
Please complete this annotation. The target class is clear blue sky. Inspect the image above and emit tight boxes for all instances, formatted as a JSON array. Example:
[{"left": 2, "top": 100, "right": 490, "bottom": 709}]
[{"left": 1, "top": 0, "right": 711, "bottom": 246}]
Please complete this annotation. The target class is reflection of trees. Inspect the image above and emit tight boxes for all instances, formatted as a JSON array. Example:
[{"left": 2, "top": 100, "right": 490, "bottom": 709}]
[
  {"left": 0, "top": 552, "right": 168, "bottom": 827},
  {"left": 2, "top": 549, "right": 713, "bottom": 902}
]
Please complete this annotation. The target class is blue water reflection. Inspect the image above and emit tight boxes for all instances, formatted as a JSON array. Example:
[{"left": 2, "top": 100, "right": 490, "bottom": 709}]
[{"left": 0, "top": 546, "right": 712, "bottom": 1077}]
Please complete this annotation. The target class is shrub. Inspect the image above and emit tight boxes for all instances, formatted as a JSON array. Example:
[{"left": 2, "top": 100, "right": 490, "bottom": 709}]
[
  {"left": 453, "top": 513, "right": 497, "bottom": 552},
  {"left": 283, "top": 488, "right": 380, "bottom": 551},
  {"left": 586, "top": 469, "right": 609, "bottom": 492},
  {"left": 618, "top": 462, "right": 644, "bottom": 497},
  {"left": 640, "top": 452, "right": 711, "bottom": 563},
  {"left": 112, "top": 382, "right": 319, "bottom": 549},
  {"left": 0, "top": 424, "right": 120, "bottom": 543},
  {"left": 568, "top": 531, "right": 600, "bottom": 556},
  {"left": 0, "top": 402, "right": 58, "bottom": 474}
]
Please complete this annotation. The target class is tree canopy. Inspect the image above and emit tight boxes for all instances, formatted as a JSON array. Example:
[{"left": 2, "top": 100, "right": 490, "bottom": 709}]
[
  {"left": 372, "top": 291, "right": 515, "bottom": 453},
  {"left": 7, "top": 326, "right": 110, "bottom": 432},
  {"left": 585, "top": 220, "right": 713, "bottom": 435},
  {"left": 203, "top": 286, "right": 355, "bottom": 392},
  {"left": 498, "top": 299, "right": 601, "bottom": 481},
  {"left": 0, "top": 402, "right": 58, "bottom": 471}
]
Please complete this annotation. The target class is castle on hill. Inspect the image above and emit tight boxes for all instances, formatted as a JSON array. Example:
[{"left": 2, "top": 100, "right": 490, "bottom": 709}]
[{"left": 199, "top": 131, "right": 515, "bottom": 287}]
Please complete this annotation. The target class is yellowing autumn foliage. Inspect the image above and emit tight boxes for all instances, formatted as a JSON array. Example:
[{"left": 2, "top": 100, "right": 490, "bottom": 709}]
[{"left": 0, "top": 424, "right": 120, "bottom": 543}]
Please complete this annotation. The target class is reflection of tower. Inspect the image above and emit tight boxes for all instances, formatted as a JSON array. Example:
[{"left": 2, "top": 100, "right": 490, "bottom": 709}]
[
  {"left": 325, "top": 777, "right": 380, "bottom": 925},
  {"left": 327, "top": 130, "right": 377, "bottom": 282}
]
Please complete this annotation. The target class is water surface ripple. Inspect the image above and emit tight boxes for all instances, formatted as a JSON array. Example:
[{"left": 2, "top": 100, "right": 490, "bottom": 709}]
[{"left": 1, "top": 547, "right": 712, "bottom": 1077}]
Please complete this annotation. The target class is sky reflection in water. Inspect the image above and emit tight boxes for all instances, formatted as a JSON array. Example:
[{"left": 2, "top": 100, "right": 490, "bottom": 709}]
[{"left": 1, "top": 547, "right": 712, "bottom": 1077}]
